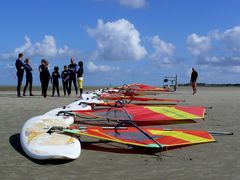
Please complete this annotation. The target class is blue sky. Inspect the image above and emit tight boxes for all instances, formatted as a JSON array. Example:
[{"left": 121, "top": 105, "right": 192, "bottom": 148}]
[{"left": 1, "top": 0, "right": 240, "bottom": 86}]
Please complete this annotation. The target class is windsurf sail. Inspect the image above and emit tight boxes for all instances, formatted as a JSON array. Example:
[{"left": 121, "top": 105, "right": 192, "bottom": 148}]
[
  {"left": 62, "top": 105, "right": 205, "bottom": 125},
  {"left": 103, "top": 83, "right": 171, "bottom": 95},
  {"left": 117, "top": 83, "right": 171, "bottom": 92},
  {"left": 60, "top": 126, "right": 215, "bottom": 150},
  {"left": 100, "top": 94, "right": 184, "bottom": 103}
]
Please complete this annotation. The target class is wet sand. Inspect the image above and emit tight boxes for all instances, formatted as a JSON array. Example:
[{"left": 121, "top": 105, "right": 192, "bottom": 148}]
[{"left": 0, "top": 86, "right": 240, "bottom": 180}]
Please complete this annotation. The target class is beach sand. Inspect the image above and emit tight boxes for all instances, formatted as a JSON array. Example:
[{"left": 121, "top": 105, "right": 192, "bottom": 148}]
[{"left": 0, "top": 86, "right": 240, "bottom": 180}]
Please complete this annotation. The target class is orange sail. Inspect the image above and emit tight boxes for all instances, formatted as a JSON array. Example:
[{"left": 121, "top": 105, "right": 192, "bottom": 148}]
[
  {"left": 71, "top": 105, "right": 205, "bottom": 125},
  {"left": 116, "top": 83, "right": 171, "bottom": 92},
  {"left": 63, "top": 126, "right": 215, "bottom": 150},
  {"left": 100, "top": 94, "right": 184, "bottom": 104}
]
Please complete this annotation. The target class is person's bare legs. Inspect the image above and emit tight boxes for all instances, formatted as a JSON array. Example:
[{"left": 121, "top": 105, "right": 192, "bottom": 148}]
[{"left": 192, "top": 81, "right": 197, "bottom": 94}]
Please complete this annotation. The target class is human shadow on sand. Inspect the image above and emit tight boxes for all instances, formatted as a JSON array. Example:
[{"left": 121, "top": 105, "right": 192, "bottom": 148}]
[{"left": 9, "top": 133, "right": 74, "bottom": 165}]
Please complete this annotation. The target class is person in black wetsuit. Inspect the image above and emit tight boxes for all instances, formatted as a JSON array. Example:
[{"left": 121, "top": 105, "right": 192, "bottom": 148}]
[
  {"left": 15, "top": 53, "right": 24, "bottom": 97},
  {"left": 68, "top": 58, "right": 78, "bottom": 96},
  {"left": 61, "top": 65, "right": 69, "bottom": 96},
  {"left": 23, "top": 58, "right": 34, "bottom": 96},
  {"left": 42, "top": 60, "right": 50, "bottom": 98},
  {"left": 190, "top": 68, "right": 198, "bottom": 95},
  {"left": 38, "top": 59, "right": 45, "bottom": 95},
  {"left": 51, "top": 66, "right": 60, "bottom": 97},
  {"left": 77, "top": 61, "right": 84, "bottom": 98}
]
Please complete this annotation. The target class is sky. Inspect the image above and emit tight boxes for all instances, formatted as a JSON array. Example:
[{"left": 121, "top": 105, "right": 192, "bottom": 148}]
[{"left": 1, "top": 0, "right": 240, "bottom": 86}]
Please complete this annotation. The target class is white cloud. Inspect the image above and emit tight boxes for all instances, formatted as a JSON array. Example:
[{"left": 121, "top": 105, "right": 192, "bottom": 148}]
[
  {"left": 1, "top": 35, "right": 72, "bottom": 59},
  {"left": 148, "top": 35, "right": 176, "bottom": 68},
  {"left": 186, "top": 26, "right": 240, "bottom": 69},
  {"left": 218, "top": 26, "right": 240, "bottom": 53},
  {"left": 186, "top": 33, "right": 212, "bottom": 56},
  {"left": 230, "top": 66, "right": 240, "bottom": 73},
  {"left": 118, "top": 0, "right": 147, "bottom": 9},
  {"left": 149, "top": 35, "right": 175, "bottom": 61},
  {"left": 87, "top": 61, "right": 120, "bottom": 72},
  {"left": 87, "top": 19, "right": 147, "bottom": 60},
  {"left": 4, "top": 63, "right": 15, "bottom": 69}
]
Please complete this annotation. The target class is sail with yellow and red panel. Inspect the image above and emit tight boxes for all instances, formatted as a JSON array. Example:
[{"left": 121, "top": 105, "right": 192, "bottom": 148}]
[
  {"left": 70, "top": 105, "right": 205, "bottom": 125},
  {"left": 62, "top": 126, "right": 215, "bottom": 150}
]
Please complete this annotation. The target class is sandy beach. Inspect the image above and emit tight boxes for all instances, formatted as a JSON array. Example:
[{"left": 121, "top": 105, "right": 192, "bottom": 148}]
[{"left": 0, "top": 86, "right": 240, "bottom": 180}]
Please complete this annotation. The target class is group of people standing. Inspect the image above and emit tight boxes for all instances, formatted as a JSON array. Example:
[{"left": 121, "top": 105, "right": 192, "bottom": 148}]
[
  {"left": 15, "top": 53, "right": 84, "bottom": 98},
  {"left": 16, "top": 53, "right": 198, "bottom": 97}
]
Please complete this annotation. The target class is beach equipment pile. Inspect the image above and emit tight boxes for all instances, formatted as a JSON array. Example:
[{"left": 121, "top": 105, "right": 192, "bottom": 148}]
[{"left": 20, "top": 83, "right": 232, "bottom": 160}]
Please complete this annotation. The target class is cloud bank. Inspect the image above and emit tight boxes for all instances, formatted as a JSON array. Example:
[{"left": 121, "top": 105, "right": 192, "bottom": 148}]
[
  {"left": 87, "top": 19, "right": 147, "bottom": 61},
  {"left": 118, "top": 0, "right": 147, "bottom": 9},
  {"left": 149, "top": 35, "right": 176, "bottom": 67},
  {"left": 0, "top": 35, "right": 72, "bottom": 59},
  {"left": 187, "top": 26, "right": 240, "bottom": 68},
  {"left": 87, "top": 61, "right": 120, "bottom": 72}
]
